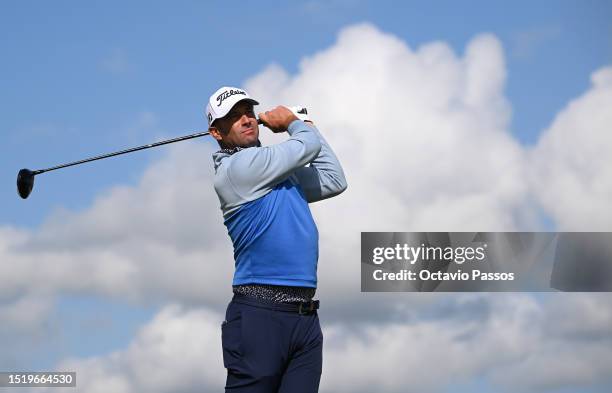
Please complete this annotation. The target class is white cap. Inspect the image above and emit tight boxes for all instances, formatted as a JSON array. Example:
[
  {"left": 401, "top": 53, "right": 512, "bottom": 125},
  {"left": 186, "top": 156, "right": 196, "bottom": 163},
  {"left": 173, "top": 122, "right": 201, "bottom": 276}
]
[{"left": 205, "top": 86, "right": 259, "bottom": 126}]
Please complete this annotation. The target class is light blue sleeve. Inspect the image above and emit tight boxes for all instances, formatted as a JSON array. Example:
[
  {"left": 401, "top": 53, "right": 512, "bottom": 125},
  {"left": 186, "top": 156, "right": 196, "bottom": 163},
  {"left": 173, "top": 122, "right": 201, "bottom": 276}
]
[
  {"left": 215, "top": 120, "right": 347, "bottom": 215},
  {"left": 290, "top": 124, "right": 348, "bottom": 202},
  {"left": 224, "top": 120, "right": 322, "bottom": 200}
]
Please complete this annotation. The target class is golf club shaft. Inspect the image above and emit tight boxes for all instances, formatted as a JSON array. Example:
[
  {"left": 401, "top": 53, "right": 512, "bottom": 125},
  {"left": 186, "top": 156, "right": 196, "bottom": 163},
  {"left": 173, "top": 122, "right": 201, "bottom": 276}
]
[
  {"left": 35, "top": 117, "right": 267, "bottom": 174},
  {"left": 34, "top": 131, "right": 211, "bottom": 175}
]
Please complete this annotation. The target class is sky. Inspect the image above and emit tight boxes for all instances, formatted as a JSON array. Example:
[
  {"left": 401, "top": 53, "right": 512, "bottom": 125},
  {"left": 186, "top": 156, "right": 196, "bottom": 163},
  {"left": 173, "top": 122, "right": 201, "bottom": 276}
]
[{"left": 1, "top": 1, "right": 612, "bottom": 392}]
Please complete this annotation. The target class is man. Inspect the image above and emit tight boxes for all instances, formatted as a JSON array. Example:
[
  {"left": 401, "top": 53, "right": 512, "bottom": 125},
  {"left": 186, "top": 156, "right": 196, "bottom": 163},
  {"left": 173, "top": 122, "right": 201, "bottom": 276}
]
[{"left": 206, "top": 86, "right": 347, "bottom": 392}]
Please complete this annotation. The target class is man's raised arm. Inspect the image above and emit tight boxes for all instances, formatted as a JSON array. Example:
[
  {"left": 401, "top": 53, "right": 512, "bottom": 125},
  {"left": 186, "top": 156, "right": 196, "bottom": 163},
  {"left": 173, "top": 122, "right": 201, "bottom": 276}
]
[{"left": 292, "top": 123, "right": 347, "bottom": 202}]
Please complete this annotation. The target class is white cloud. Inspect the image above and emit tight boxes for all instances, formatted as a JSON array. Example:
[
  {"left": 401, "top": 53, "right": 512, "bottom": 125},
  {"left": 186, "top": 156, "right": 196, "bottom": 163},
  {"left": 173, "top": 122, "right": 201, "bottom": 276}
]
[
  {"left": 247, "top": 24, "right": 530, "bottom": 233},
  {"left": 25, "top": 295, "right": 612, "bottom": 393},
  {"left": 321, "top": 294, "right": 543, "bottom": 393},
  {"left": 0, "top": 287, "right": 57, "bottom": 369},
  {"left": 33, "top": 305, "right": 225, "bottom": 393},
  {"left": 1, "top": 142, "right": 235, "bottom": 308},
  {"left": 531, "top": 67, "right": 612, "bottom": 230},
  {"left": 0, "top": 293, "right": 54, "bottom": 330},
  {"left": 488, "top": 293, "right": 612, "bottom": 392},
  {"left": 308, "top": 293, "right": 612, "bottom": 393}
]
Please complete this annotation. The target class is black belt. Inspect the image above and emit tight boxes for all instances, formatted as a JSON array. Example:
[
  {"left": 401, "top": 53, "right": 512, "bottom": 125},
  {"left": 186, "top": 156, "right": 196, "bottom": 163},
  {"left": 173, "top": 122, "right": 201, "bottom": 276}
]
[{"left": 232, "top": 293, "right": 320, "bottom": 315}]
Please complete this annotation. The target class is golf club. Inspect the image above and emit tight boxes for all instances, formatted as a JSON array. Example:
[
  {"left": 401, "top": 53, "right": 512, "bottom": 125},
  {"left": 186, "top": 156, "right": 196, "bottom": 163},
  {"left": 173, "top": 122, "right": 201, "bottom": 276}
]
[
  {"left": 16, "top": 129, "right": 215, "bottom": 199},
  {"left": 17, "top": 108, "right": 309, "bottom": 200}
]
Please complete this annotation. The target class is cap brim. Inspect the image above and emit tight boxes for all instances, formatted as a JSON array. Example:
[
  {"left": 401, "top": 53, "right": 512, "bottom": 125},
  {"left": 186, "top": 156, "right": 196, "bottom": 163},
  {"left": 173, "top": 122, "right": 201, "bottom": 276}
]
[
  {"left": 239, "top": 98, "right": 259, "bottom": 106},
  {"left": 210, "top": 98, "right": 260, "bottom": 126},
  {"left": 220, "top": 97, "right": 260, "bottom": 116}
]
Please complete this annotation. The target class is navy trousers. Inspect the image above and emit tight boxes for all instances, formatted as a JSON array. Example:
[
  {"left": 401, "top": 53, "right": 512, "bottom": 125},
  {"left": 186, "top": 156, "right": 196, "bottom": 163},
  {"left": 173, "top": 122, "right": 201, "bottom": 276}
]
[{"left": 221, "top": 295, "right": 323, "bottom": 392}]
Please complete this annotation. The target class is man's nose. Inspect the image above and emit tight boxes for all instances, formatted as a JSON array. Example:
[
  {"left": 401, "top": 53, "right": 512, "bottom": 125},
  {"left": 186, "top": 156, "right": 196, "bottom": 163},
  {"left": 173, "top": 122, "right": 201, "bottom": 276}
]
[{"left": 240, "top": 114, "right": 253, "bottom": 124}]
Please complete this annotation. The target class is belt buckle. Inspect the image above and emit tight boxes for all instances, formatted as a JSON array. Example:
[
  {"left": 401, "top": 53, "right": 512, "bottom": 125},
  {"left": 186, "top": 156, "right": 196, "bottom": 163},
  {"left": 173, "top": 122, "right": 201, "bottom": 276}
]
[{"left": 298, "top": 301, "right": 315, "bottom": 315}]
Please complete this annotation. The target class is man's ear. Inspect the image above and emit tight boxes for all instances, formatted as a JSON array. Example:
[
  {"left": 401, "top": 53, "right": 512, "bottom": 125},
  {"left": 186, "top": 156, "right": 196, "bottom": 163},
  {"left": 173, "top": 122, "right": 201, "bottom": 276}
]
[{"left": 209, "top": 126, "right": 223, "bottom": 142}]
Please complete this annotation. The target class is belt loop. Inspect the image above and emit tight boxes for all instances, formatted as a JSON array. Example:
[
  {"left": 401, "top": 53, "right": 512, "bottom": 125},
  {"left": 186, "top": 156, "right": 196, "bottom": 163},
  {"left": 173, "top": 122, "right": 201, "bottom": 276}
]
[{"left": 298, "top": 301, "right": 317, "bottom": 315}]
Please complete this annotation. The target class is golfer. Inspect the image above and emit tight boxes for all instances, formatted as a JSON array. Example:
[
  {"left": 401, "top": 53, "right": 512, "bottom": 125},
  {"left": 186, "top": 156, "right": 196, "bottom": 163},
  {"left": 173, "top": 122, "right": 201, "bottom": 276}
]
[{"left": 206, "top": 86, "right": 347, "bottom": 392}]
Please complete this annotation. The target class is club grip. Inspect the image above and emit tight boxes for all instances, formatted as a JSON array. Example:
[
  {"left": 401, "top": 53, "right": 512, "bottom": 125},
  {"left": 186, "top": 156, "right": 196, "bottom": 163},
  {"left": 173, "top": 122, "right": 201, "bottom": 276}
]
[{"left": 256, "top": 107, "right": 308, "bottom": 125}]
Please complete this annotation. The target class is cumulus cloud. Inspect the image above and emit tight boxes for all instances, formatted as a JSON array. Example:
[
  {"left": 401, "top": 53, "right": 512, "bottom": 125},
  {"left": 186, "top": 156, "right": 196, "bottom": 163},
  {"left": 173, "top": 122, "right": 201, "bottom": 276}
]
[
  {"left": 31, "top": 305, "right": 225, "bottom": 393},
  {"left": 488, "top": 294, "right": 612, "bottom": 392},
  {"left": 1, "top": 143, "right": 236, "bottom": 308},
  {"left": 1, "top": 22, "right": 612, "bottom": 392},
  {"left": 22, "top": 295, "right": 612, "bottom": 393},
  {"left": 248, "top": 23, "right": 530, "bottom": 232},
  {"left": 531, "top": 67, "right": 612, "bottom": 230},
  {"left": 0, "top": 292, "right": 57, "bottom": 370}
]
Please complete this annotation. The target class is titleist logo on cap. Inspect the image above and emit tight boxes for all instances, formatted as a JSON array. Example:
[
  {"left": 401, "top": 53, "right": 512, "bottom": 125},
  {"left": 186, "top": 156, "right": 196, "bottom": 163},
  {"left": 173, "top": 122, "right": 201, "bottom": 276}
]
[{"left": 216, "top": 89, "right": 247, "bottom": 107}]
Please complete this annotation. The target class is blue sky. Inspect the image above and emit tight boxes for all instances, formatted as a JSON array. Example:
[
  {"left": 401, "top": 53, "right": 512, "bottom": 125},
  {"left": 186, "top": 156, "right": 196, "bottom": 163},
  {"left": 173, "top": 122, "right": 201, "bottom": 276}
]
[{"left": 1, "top": 1, "right": 611, "bottom": 392}]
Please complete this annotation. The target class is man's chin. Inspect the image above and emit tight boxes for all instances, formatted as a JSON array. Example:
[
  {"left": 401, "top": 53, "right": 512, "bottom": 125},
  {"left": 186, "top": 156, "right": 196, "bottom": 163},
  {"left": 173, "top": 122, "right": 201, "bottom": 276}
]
[
  {"left": 245, "top": 136, "right": 260, "bottom": 147},
  {"left": 237, "top": 138, "right": 260, "bottom": 148}
]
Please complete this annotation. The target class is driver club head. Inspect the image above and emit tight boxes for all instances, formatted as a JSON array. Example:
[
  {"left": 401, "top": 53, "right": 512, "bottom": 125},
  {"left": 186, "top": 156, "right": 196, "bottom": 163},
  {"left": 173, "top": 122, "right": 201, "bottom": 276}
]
[{"left": 17, "top": 168, "right": 35, "bottom": 199}]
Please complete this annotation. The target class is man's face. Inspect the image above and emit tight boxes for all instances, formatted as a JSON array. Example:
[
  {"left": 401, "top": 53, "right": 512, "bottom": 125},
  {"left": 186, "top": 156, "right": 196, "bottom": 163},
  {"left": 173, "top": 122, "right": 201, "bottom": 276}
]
[{"left": 210, "top": 101, "right": 259, "bottom": 149}]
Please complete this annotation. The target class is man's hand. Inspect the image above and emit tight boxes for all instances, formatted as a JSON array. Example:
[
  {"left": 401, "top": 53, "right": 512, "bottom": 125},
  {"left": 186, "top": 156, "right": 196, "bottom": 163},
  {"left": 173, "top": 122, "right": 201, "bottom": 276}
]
[{"left": 258, "top": 106, "right": 299, "bottom": 133}]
